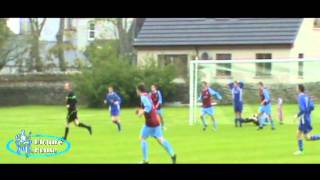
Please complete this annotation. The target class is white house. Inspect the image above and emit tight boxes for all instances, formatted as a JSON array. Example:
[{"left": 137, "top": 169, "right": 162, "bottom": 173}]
[{"left": 1, "top": 18, "right": 134, "bottom": 74}]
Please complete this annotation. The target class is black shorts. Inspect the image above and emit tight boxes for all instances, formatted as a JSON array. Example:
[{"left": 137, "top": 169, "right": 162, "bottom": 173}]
[{"left": 67, "top": 110, "right": 78, "bottom": 123}]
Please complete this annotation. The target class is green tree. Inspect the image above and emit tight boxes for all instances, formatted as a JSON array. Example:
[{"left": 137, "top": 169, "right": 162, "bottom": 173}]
[
  {"left": 0, "top": 18, "right": 15, "bottom": 70},
  {"left": 74, "top": 42, "right": 177, "bottom": 107}
]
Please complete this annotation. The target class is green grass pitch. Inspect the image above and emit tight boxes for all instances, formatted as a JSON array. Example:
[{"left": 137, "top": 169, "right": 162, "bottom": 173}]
[{"left": 1, "top": 104, "right": 320, "bottom": 164}]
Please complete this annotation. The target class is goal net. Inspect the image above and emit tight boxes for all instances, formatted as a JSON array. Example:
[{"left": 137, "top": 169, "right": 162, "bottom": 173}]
[{"left": 189, "top": 58, "right": 320, "bottom": 125}]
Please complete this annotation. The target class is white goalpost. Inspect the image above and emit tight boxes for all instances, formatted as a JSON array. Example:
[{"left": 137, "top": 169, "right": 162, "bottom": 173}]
[{"left": 189, "top": 58, "right": 320, "bottom": 125}]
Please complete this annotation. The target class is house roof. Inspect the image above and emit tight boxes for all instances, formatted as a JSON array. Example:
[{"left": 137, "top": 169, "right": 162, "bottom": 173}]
[{"left": 133, "top": 18, "right": 303, "bottom": 47}]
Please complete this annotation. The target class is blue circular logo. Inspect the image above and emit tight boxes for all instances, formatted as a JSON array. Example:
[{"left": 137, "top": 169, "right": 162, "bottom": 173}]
[{"left": 6, "top": 133, "right": 71, "bottom": 158}]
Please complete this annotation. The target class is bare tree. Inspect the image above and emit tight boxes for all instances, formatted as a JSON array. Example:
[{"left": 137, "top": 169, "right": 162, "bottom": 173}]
[
  {"left": 28, "top": 18, "right": 47, "bottom": 72},
  {"left": 56, "top": 18, "right": 66, "bottom": 71},
  {"left": 95, "top": 18, "right": 134, "bottom": 57}
]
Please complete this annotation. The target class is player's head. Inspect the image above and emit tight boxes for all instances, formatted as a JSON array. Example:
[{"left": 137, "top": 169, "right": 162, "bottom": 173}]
[
  {"left": 258, "top": 81, "right": 264, "bottom": 89},
  {"left": 108, "top": 85, "right": 114, "bottom": 93},
  {"left": 151, "top": 84, "right": 158, "bottom": 92},
  {"left": 136, "top": 83, "right": 147, "bottom": 96},
  {"left": 64, "top": 82, "right": 72, "bottom": 92},
  {"left": 234, "top": 80, "right": 240, "bottom": 87},
  {"left": 202, "top": 81, "right": 208, "bottom": 89},
  {"left": 297, "top": 84, "right": 305, "bottom": 93}
]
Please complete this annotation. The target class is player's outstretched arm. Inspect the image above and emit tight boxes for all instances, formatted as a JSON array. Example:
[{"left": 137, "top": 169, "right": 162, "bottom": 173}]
[
  {"left": 239, "top": 81, "right": 244, "bottom": 89},
  {"left": 227, "top": 82, "right": 234, "bottom": 90},
  {"left": 209, "top": 87, "right": 222, "bottom": 100}
]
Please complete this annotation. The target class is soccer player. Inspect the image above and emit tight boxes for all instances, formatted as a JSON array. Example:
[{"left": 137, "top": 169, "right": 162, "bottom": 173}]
[
  {"left": 63, "top": 82, "right": 92, "bottom": 140},
  {"left": 257, "top": 82, "right": 275, "bottom": 130},
  {"left": 278, "top": 97, "right": 284, "bottom": 125},
  {"left": 293, "top": 84, "right": 320, "bottom": 155},
  {"left": 104, "top": 85, "right": 122, "bottom": 132},
  {"left": 241, "top": 113, "right": 269, "bottom": 127},
  {"left": 199, "top": 81, "right": 222, "bottom": 131},
  {"left": 240, "top": 114, "right": 259, "bottom": 126},
  {"left": 150, "top": 84, "right": 165, "bottom": 130},
  {"left": 228, "top": 80, "right": 244, "bottom": 127},
  {"left": 136, "top": 83, "right": 176, "bottom": 164}
]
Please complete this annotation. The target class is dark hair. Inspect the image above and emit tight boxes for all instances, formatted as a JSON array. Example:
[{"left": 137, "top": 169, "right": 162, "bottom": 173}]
[
  {"left": 202, "top": 81, "right": 208, "bottom": 86},
  {"left": 298, "top": 84, "right": 305, "bottom": 92},
  {"left": 137, "top": 83, "right": 147, "bottom": 93},
  {"left": 258, "top": 82, "right": 264, "bottom": 86}
]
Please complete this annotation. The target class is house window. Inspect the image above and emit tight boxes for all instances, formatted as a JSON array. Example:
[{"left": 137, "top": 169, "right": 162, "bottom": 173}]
[
  {"left": 88, "top": 22, "right": 96, "bottom": 41},
  {"left": 314, "top": 18, "right": 320, "bottom": 28},
  {"left": 298, "top": 53, "right": 304, "bottom": 77},
  {"left": 256, "top": 53, "right": 272, "bottom": 77},
  {"left": 216, "top": 54, "right": 232, "bottom": 77},
  {"left": 158, "top": 54, "right": 188, "bottom": 79},
  {"left": 201, "top": 52, "right": 209, "bottom": 60}
]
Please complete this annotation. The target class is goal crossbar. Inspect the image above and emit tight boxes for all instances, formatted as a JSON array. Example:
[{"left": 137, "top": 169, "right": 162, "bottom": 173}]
[{"left": 188, "top": 58, "right": 320, "bottom": 125}]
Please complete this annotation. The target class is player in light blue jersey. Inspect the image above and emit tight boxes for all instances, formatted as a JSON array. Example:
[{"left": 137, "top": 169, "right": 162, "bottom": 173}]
[
  {"left": 257, "top": 82, "right": 275, "bottom": 130},
  {"left": 293, "top": 84, "right": 320, "bottom": 155}
]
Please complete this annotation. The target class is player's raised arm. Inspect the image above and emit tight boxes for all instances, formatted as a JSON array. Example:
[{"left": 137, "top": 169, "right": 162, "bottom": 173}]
[
  {"left": 239, "top": 81, "right": 244, "bottom": 89},
  {"left": 227, "top": 82, "right": 234, "bottom": 90},
  {"left": 208, "top": 87, "right": 222, "bottom": 100}
]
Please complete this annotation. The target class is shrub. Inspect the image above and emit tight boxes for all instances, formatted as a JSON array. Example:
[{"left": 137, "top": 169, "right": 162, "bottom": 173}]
[{"left": 73, "top": 42, "right": 177, "bottom": 107}]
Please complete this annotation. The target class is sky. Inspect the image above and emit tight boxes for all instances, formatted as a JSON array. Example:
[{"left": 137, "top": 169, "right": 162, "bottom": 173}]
[
  {"left": 6, "top": 18, "right": 59, "bottom": 41},
  {"left": 7, "top": 18, "right": 20, "bottom": 34}
]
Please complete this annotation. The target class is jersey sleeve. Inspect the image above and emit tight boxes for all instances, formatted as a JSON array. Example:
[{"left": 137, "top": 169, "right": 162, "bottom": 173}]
[
  {"left": 228, "top": 82, "right": 234, "bottom": 90},
  {"left": 141, "top": 96, "right": 152, "bottom": 113},
  {"left": 105, "top": 94, "right": 112, "bottom": 105},
  {"left": 297, "top": 95, "right": 307, "bottom": 117},
  {"left": 115, "top": 93, "right": 121, "bottom": 104},
  {"left": 263, "top": 89, "right": 270, "bottom": 102},
  {"left": 209, "top": 87, "right": 222, "bottom": 100},
  {"left": 198, "top": 93, "right": 202, "bottom": 101},
  {"left": 157, "top": 91, "right": 163, "bottom": 105},
  {"left": 67, "top": 92, "right": 77, "bottom": 104}
]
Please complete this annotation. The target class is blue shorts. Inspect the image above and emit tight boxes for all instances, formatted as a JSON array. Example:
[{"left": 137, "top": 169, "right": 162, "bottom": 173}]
[
  {"left": 259, "top": 104, "right": 271, "bottom": 115},
  {"left": 157, "top": 109, "right": 163, "bottom": 116},
  {"left": 234, "top": 102, "right": 243, "bottom": 112},
  {"left": 299, "top": 117, "right": 313, "bottom": 134},
  {"left": 110, "top": 106, "right": 120, "bottom": 116},
  {"left": 201, "top": 107, "right": 214, "bottom": 116},
  {"left": 140, "top": 125, "right": 163, "bottom": 139}
]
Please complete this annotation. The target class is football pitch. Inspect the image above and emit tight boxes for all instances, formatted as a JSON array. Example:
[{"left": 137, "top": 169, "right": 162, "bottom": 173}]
[{"left": 1, "top": 104, "right": 320, "bottom": 164}]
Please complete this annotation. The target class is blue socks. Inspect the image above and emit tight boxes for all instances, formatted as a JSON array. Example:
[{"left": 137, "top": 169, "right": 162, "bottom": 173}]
[
  {"left": 310, "top": 135, "right": 320, "bottom": 141},
  {"left": 298, "top": 139, "right": 304, "bottom": 151},
  {"left": 141, "top": 140, "right": 148, "bottom": 161},
  {"left": 141, "top": 139, "right": 175, "bottom": 161},
  {"left": 161, "top": 139, "right": 175, "bottom": 157},
  {"left": 258, "top": 116, "right": 264, "bottom": 128},
  {"left": 213, "top": 120, "right": 217, "bottom": 129},
  {"left": 270, "top": 120, "right": 275, "bottom": 129}
]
